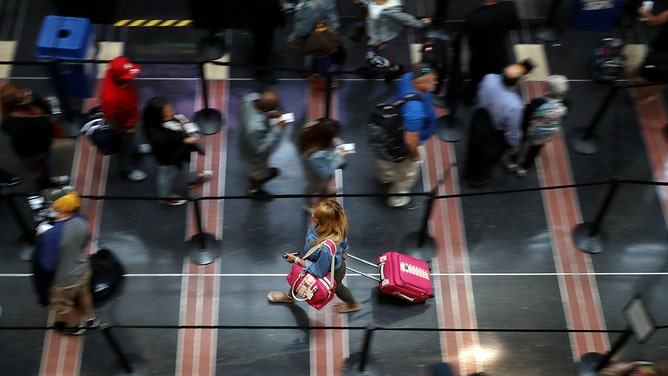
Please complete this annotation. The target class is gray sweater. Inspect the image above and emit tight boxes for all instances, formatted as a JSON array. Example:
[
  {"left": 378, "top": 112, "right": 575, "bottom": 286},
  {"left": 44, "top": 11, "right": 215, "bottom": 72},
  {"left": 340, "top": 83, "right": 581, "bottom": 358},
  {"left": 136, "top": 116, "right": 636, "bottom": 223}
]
[{"left": 239, "top": 92, "right": 285, "bottom": 163}]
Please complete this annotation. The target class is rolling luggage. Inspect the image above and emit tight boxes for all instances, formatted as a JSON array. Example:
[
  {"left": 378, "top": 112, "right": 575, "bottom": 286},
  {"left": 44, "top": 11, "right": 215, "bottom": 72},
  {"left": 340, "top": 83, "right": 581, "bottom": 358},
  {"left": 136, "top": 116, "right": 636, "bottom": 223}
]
[{"left": 346, "top": 251, "right": 433, "bottom": 303}]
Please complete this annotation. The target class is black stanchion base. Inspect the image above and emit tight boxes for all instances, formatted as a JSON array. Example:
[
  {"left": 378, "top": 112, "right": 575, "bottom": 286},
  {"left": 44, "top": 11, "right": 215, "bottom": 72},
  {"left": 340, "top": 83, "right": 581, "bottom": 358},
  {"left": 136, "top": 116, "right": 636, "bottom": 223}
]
[
  {"left": 400, "top": 232, "right": 437, "bottom": 261},
  {"left": 193, "top": 108, "right": 224, "bottom": 135},
  {"left": 536, "top": 28, "right": 559, "bottom": 43},
  {"left": 110, "top": 354, "right": 147, "bottom": 376},
  {"left": 573, "top": 223, "right": 606, "bottom": 254},
  {"left": 575, "top": 352, "right": 604, "bottom": 376},
  {"left": 18, "top": 243, "right": 34, "bottom": 261},
  {"left": 343, "top": 353, "right": 382, "bottom": 376},
  {"left": 187, "top": 233, "right": 220, "bottom": 265},
  {"left": 198, "top": 35, "right": 226, "bottom": 61},
  {"left": 570, "top": 128, "right": 598, "bottom": 155},
  {"left": 436, "top": 115, "right": 464, "bottom": 143}
]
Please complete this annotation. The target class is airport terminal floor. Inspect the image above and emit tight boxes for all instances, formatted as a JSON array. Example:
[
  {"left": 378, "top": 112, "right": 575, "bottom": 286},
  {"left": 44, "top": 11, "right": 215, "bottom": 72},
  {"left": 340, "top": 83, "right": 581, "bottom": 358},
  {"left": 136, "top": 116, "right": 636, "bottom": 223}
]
[{"left": 1, "top": 0, "right": 667, "bottom": 375}]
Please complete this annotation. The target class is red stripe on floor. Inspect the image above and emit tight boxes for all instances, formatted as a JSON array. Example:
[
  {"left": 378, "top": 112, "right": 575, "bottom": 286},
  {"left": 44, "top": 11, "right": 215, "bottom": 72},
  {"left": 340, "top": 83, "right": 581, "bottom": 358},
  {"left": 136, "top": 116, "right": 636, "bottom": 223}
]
[
  {"left": 424, "top": 105, "right": 480, "bottom": 375},
  {"left": 633, "top": 91, "right": 668, "bottom": 212},
  {"left": 526, "top": 81, "right": 609, "bottom": 360},
  {"left": 177, "top": 79, "right": 225, "bottom": 376},
  {"left": 307, "top": 85, "right": 348, "bottom": 376}
]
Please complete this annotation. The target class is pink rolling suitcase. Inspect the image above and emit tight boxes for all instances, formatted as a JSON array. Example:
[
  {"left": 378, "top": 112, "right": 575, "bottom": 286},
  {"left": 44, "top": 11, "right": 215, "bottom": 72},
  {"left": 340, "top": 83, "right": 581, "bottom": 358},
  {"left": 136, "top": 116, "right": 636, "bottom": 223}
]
[{"left": 346, "top": 251, "right": 433, "bottom": 303}]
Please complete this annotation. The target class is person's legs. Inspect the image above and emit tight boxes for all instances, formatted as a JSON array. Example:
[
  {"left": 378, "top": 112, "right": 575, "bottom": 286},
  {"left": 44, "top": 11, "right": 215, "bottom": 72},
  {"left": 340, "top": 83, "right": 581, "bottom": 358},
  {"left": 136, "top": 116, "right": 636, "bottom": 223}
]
[
  {"left": 74, "top": 269, "right": 98, "bottom": 327},
  {"left": 304, "top": 173, "right": 329, "bottom": 210},
  {"left": 156, "top": 164, "right": 178, "bottom": 198},
  {"left": 247, "top": 160, "right": 270, "bottom": 191},
  {"left": 376, "top": 159, "right": 396, "bottom": 184},
  {"left": 387, "top": 159, "right": 421, "bottom": 207},
  {"left": 247, "top": 160, "right": 278, "bottom": 200},
  {"left": 387, "top": 145, "right": 425, "bottom": 207},
  {"left": 22, "top": 155, "right": 50, "bottom": 190},
  {"left": 118, "top": 134, "right": 145, "bottom": 180},
  {"left": 433, "top": 0, "right": 449, "bottom": 29},
  {"left": 251, "top": 24, "right": 278, "bottom": 84},
  {"left": 333, "top": 260, "right": 362, "bottom": 313},
  {"left": 50, "top": 285, "right": 83, "bottom": 334},
  {"left": 520, "top": 144, "right": 543, "bottom": 172},
  {"left": 118, "top": 135, "right": 135, "bottom": 175},
  {"left": 366, "top": 44, "right": 401, "bottom": 71}
]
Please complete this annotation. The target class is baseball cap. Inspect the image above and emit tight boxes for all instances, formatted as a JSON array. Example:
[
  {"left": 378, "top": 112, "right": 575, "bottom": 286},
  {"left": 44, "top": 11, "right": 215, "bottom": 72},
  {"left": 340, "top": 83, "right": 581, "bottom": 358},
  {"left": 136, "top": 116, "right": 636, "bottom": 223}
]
[
  {"left": 411, "top": 63, "right": 434, "bottom": 79},
  {"left": 109, "top": 56, "right": 141, "bottom": 80},
  {"left": 44, "top": 187, "right": 81, "bottom": 213}
]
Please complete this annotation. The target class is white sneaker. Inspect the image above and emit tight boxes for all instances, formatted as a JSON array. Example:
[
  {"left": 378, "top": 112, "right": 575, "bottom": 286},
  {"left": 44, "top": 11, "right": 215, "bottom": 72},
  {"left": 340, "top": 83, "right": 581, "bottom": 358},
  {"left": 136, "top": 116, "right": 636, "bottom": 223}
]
[
  {"left": 516, "top": 167, "right": 527, "bottom": 177},
  {"left": 188, "top": 170, "right": 213, "bottom": 187},
  {"left": 125, "top": 169, "right": 147, "bottom": 182},
  {"left": 502, "top": 154, "right": 517, "bottom": 171},
  {"left": 50, "top": 175, "right": 70, "bottom": 185},
  {"left": 136, "top": 144, "right": 152, "bottom": 154}
]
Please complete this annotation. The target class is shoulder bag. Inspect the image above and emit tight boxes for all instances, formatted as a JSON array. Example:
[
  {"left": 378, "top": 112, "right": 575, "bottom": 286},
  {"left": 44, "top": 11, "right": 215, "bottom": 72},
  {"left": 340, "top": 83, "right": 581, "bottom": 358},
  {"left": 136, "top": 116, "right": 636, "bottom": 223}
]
[
  {"left": 80, "top": 117, "right": 122, "bottom": 155},
  {"left": 303, "top": 22, "right": 341, "bottom": 56},
  {"left": 285, "top": 238, "right": 337, "bottom": 310},
  {"left": 293, "top": 0, "right": 341, "bottom": 56}
]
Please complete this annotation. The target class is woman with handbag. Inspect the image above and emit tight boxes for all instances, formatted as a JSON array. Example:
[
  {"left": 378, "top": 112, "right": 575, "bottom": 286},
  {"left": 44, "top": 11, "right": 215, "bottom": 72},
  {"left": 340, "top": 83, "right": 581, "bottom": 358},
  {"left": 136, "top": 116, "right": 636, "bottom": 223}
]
[
  {"left": 298, "top": 118, "right": 348, "bottom": 214},
  {"left": 142, "top": 97, "right": 212, "bottom": 206},
  {"left": 268, "top": 199, "right": 362, "bottom": 313},
  {"left": 286, "top": 0, "right": 344, "bottom": 89}
]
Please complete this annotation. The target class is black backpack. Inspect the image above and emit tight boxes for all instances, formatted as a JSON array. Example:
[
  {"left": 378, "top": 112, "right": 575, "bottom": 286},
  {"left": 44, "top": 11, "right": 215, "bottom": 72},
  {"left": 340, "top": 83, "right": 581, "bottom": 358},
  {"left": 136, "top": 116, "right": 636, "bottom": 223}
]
[
  {"left": 591, "top": 37, "right": 625, "bottom": 83},
  {"left": 367, "top": 94, "right": 420, "bottom": 163}
]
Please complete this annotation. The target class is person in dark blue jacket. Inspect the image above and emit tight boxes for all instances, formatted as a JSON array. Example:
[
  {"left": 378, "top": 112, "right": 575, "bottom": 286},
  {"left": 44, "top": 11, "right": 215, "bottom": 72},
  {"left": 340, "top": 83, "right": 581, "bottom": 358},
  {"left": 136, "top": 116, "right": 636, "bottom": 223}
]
[
  {"left": 32, "top": 188, "right": 98, "bottom": 335},
  {"left": 376, "top": 62, "right": 438, "bottom": 209}
]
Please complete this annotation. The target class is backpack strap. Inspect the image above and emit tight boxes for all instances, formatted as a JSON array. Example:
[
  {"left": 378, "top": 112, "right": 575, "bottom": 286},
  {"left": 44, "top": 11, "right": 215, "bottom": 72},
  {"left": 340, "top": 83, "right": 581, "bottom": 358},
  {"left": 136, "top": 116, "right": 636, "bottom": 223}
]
[{"left": 394, "top": 93, "right": 420, "bottom": 107}]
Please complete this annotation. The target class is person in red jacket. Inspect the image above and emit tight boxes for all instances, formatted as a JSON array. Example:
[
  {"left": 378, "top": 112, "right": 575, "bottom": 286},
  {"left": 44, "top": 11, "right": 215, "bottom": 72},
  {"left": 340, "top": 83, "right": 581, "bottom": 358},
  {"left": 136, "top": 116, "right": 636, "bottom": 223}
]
[{"left": 100, "top": 56, "right": 147, "bottom": 182}]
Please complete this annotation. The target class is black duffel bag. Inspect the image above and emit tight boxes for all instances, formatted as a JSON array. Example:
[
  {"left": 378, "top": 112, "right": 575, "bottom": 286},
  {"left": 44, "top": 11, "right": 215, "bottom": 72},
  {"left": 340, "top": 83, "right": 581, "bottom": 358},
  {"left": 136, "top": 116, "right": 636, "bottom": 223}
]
[{"left": 89, "top": 248, "right": 125, "bottom": 305}]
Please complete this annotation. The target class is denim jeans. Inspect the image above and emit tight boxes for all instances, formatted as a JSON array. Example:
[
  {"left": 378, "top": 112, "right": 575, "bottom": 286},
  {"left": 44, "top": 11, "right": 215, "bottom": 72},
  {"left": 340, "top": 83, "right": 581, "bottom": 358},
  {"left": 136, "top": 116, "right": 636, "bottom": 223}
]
[
  {"left": 156, "top": 164, "right": 179, "bottom": 198},
  {"left": 118, "top": 134, "right": 138, "bottom": 175}
]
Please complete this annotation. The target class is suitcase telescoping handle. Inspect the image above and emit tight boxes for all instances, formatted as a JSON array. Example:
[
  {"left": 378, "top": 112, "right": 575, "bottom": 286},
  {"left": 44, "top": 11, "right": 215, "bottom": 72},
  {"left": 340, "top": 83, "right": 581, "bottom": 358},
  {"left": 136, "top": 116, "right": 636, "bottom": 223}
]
[
  {"left": 345, "top": 253, "right": 381, "bottom": 282},
  {"left": 346, "top": 266, "right": 380, "bottom": 282},
  {"left": 345, "top": 253, "right": 377, "bottom": 267}
]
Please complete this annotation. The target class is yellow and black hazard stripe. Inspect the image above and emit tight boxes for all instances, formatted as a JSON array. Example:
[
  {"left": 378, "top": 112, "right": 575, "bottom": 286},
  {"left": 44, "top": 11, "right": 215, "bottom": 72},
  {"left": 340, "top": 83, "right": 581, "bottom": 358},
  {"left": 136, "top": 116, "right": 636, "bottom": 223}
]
[{"left": 114, "top": 19, "right": 193, "bottom": 27}]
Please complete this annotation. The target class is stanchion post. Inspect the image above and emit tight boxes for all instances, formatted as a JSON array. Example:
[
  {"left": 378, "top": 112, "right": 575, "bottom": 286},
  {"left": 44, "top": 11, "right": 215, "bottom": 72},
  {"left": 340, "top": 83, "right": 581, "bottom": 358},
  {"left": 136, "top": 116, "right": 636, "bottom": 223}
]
[
  {"left": 100, "top": 325, "right": 135, "bottom": 374},
  {"left": 417, "top": 188, "right": 437, "bottom": 248},
  {"left": 193, "top": 61, "right": 224, "bottom": 135},
  {"left": 357, "top": 326, "right": 376, "bottom": 372},
  {"left": 570, "top": 85, "right": 621, "bottom": 155},
  {"left": 435, "top": 107, "right": 464, "bottom": 142},
  {"left": 187, "top": 195, "right": 219, "bottom": 265},
  {"left": 343, "top": 326, "right": 381, "bottom": 376},
  {"left": 573, "top": 179, "right": 621, "bottom": 254},
  {"left": 400, "top": 173, "right": 450, "bottom": 260},
  {"left": 577, "top": 330, "right": 633, "bottom": 376},
  {"left": 49, "top": 60, "right": 81, "bottom": 138},
  {"left": 536, "top": 0, "right": 563, "bottom": 42},
  {"left": 324, "top": 71, "right": 333, "bottom": 119}
]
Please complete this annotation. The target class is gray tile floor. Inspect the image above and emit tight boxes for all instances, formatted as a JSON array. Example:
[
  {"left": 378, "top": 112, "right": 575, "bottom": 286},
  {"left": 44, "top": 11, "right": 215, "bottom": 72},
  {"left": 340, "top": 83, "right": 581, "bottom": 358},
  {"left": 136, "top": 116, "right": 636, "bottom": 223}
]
[{"left": 1, "top": 1, "right": 667, "bottom": 375}]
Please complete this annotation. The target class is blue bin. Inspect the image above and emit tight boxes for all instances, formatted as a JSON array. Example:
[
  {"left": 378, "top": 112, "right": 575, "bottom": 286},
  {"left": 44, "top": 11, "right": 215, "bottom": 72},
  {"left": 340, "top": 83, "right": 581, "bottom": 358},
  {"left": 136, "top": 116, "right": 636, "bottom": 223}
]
[
  {"left": 571, "top": 0, "right": 626, "bottom": 31},
  {"left": 36, "top": 15, "right": 97, "bottom": 98}
]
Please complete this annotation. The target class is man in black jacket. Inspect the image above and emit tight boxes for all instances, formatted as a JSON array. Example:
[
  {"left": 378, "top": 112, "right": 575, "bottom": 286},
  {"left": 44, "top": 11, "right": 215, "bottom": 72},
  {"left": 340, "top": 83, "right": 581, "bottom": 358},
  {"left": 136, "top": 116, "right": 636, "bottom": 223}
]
[{"left": 462, "top": 0, "right": 520, "bottom": 103}]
